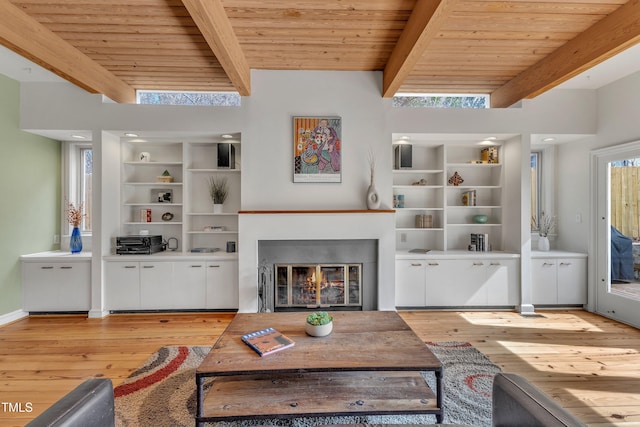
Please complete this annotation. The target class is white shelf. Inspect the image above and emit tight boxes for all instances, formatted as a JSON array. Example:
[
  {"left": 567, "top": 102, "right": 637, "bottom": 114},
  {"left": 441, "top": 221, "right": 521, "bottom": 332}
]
[
  {"left": 124, "top": 182, "right": 183, "bottom": 186},
  {"left": 396, "top": 227, "right": 445, "bottom": 231},
  {"left": 125, "top": 203, "right": 183, "bottom": 207},
  {"left": 186, "top": 212, "right": 238, "bottom": 216},
  {"left": 124, "top": 221, "right": 183, "bottom": 225},
  {"left": 393, "top": 169, "right": 444, "bottom": 173},
  {"left": 393, "top": 185, "right": 443, "bottom": 189},
  {"left": 187, "top": 231, "right": 238, "bottom": 235},
  {"left": 124, "top": 161, "right": 183, "bottom": 166},
  {"left": 187, "top": 168, "right": 241, "bottom": 173}
]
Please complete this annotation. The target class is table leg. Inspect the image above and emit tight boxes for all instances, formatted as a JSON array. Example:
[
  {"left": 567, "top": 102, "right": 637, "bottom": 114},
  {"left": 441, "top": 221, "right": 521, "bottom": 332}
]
[
  {"left": 196, "top": 375, "right": 204, "bottom": 427},
  {"left": 436, "top": 367, "right": 444, "bottom": 423}
]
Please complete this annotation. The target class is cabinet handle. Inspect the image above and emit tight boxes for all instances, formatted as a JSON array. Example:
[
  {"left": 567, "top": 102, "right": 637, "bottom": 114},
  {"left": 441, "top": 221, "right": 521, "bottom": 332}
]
[
  {"left": 427, "top": 262, "right": 439, "bottom": 266},
  {"left": 473, "top": 262, "right": 484, "bottom": 266},
  {"left": 190, "top": 265, "right": 203, "bottom": 268},
  {"left": 142, "top": 265, "right": 154, "bottom": 269},
  {"left": 124, "top": 265, "right": 137, "bottom": 269},
  {"left": 411, "top": 263, "right": 423, "bottom": 267},
  {"left": 60, "top": 266, "right": 73, "bottom": 269},
  {"left": 559, "top": 262, "right": 572, "bottom": 266},
  {"left": 209, "top": 265, "right": 220, "bottom": 268},
  {"left": 490, "top": 262, "right": 501, "bottom": 266},
  {"left": 40, "top": 266, "right": 54, "bottom": 269},
  {"left": 542, "top": 262, "right": 555, "bottom": 266}
]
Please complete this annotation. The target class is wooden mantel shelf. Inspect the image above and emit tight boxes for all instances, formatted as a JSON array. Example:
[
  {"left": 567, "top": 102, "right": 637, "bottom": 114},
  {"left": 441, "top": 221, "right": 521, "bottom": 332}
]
[{"left": 238, "top": 209, "right": 395, "bottom": 214}]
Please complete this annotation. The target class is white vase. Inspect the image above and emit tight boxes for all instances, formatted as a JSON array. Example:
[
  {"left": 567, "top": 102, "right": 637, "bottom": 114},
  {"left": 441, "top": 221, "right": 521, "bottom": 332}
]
[
  {"left": 366, "top": 180, "right": 381, "bottom": 210},
  {"left": 213, "top": 204, "right": 223, "bottom": 214},
  {"left": 305, "top": 321, "right": 333, "bottom": 337},
  {"left": 538, "top": 236, "right": 550, "bottom": 251}
]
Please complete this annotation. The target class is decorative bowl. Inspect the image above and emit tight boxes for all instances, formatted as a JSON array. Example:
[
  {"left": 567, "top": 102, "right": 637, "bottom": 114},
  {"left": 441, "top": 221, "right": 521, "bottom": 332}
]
[
  {"left": 305, "top": 321, "right": 333, "bottom": 337},
  {"left": 473, "top": 214, "right": 488, "bottom": 224}
]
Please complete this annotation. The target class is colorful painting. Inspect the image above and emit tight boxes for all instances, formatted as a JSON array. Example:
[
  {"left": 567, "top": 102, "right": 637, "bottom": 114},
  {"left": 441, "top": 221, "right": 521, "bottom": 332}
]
[{"left": 293, "top": 116, "right": 342, "bottom": 183}]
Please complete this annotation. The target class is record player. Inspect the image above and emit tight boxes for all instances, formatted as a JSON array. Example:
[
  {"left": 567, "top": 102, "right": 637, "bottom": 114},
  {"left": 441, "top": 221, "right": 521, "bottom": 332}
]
[{"left": 116, "top": 235, "right": 165, "bottom": 255}]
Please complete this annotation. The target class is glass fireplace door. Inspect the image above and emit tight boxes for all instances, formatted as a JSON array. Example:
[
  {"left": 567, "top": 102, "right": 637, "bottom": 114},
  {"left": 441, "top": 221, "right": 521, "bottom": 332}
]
[{"left": 275, "top": 264, "right": 361, "bottom": 309}]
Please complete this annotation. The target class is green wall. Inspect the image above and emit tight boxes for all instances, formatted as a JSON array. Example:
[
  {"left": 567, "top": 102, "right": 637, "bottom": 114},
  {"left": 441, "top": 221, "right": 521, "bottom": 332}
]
[{"left": 0, "top": 74, "right": 60, "bottom": 317}]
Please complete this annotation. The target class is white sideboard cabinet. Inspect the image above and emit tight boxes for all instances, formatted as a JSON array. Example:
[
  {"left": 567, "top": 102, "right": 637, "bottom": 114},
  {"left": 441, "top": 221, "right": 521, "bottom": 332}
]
[
  {"left": 105, "top": 256, "right": 238, "bottom": 311},
  {"left": 532, "top": 251, "right": 587, "bottom": 306},
  {"left": 21, "top": 252, "right": 91, "bottom": 312},
  {"left": 396, "top": 252, "right": 519, "bottom": 308}
]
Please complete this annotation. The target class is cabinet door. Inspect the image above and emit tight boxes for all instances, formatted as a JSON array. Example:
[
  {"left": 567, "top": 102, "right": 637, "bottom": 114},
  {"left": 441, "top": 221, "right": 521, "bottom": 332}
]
[
  {"left": 172, "top": 262, "right": 206, "bottom": 309},
  {"left": 140, "top": 262, "right": 174, "bottom": 309},
  {"left": 105, "top": 262, "right": 141, "bottom": 310},
  {"left": 532, "top": 259, "right": 558, "bottom": 304},
  {"left": 23, "top": 263, "right": 59, "bottom": 311},
  {"left": 428, "top": 260, "right": 487, "bottom": 306},
  {"left": 486, "top": 259, "right": 518, "bottom": 306},
  {"left": 205, "top": 261, "right": 238, "bottom": 309},
  {"left": 557, "top": 258, "right": 587, "bottom": 304},
  {"left": 57, "top": 263, "right": 91, "bottom": 310},
  {"left": 395, "top": 260, "right": 426, "bottom": 307},
  {"left": 425, "top": 260, "right": 454, "bottom": 306}
]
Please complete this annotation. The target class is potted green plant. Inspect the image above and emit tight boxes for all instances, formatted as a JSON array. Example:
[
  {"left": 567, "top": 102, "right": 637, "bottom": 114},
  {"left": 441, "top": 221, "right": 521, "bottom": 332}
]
[
  {"left": 208, "top": 176, "right": 228, "bottom": 213},
  {"left": 305, "top": 311, "right": 333, "bottom": 337}
]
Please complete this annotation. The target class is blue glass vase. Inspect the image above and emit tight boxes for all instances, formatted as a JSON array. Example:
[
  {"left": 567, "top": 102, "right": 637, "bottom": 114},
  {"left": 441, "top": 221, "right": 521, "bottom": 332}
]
[{"left": 70, "top": 226, "right": 82, "bottom": 253}]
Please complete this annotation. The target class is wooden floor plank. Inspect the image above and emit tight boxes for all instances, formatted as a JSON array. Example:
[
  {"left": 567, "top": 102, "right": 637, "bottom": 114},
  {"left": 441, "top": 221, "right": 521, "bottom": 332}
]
[{"left": 0, "top": 310, "right": 638, "bottom": 426}]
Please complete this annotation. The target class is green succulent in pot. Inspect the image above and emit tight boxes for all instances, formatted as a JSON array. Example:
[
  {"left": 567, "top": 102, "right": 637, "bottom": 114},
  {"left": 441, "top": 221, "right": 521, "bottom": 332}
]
[{"left": 306, "top": 311, "right": 333, "bottom": 326}]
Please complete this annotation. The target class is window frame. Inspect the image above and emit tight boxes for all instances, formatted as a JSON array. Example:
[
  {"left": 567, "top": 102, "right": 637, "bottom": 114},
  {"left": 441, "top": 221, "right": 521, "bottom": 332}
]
[{"left": 63, "top": 141, "right": 92, "bottom": 235}]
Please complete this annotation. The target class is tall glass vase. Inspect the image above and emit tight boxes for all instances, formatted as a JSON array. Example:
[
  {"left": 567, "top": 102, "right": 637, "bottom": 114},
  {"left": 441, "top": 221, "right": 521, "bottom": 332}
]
[{"left": 70, "top": 226, "right": 83, "bottom": 254}]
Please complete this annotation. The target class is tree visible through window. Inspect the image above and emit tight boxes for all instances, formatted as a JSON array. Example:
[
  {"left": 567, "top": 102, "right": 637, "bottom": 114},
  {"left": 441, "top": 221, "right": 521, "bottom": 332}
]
[
  {"left": 392, "top": 94, "right": 489, "bottom": 108},
  {"left": 137, "top": 91, "right": 241, "bottom": 106}
]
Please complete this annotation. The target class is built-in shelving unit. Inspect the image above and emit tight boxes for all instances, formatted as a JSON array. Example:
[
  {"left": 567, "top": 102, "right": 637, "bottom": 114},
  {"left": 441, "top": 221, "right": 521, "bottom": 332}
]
[
  {"left": 393, "top": 140, "right": 504, "bottom": 252},
  {"left": 120, "top": 137, "right": 241, "bottom": 253}
]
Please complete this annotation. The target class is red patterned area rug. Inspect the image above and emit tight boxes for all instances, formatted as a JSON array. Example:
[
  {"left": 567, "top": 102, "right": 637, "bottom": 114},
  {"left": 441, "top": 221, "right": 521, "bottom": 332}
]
[{"left": 114, "top": 342, "right": 500, "bottom": 427}]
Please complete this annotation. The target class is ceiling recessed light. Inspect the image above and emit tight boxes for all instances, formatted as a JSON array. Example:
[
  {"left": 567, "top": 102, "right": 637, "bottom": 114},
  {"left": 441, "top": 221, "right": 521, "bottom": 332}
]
[
  {"left": 486, "top": 136, "right": 497, "bottom": 140},
  {"left": 71, "top": 134, "right": 87, "bottom": 139},
  {"left": 124, "top": 132, "right": 139, "bottom": 137},
  {"left": 222, "top": 134, "right": 233, "bottom": 139},
  {"left": 542, "top": 137, "right": 556, "bottom": 142}
]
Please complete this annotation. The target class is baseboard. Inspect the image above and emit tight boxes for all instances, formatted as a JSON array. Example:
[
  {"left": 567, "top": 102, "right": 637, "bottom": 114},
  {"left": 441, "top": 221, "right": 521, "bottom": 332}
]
[
  {"left": 0, "top": 309, "right": 28, "bottom": 326},
  {"left": 88, "top": 309, "right": 110, "bottom": 319}
]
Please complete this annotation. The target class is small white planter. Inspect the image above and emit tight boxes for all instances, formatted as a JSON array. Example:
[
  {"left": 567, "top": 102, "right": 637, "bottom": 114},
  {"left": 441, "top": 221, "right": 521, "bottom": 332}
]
[
  {"left": 213, "top": 204, "right": 223, "bottom": 214},
  {"left": 305, "top": 321, "right": 333, "bottom": 337}
]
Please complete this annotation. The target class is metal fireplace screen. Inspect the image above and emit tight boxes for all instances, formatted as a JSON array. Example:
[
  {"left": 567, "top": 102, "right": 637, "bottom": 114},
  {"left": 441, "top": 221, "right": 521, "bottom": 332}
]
[{"left": 275, "top": 264, "right": 362, "bottom": 308}]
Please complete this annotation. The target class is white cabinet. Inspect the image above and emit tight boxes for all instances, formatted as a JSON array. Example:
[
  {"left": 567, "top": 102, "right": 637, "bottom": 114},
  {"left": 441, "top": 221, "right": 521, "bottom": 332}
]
[
  {"left": 532, "top": 252, "right": 587, "bottom": 305},
  {"left": 395, "top": 254, "right": 519, "bottom": 308},
  {"left": 105, "top": 258, "right": 237, "bottom": 311},
  {"left": 393, "top": 141, "right": 504, "bottom": 252},
  {"left": 22, "top": 258, "right": 91, "bottom": 312},
  {"left": 105, "top": 261, "right": 141, "bottom": 310},
  {"left": 205, "top": 260, "right": 239, "bottom": 309}
]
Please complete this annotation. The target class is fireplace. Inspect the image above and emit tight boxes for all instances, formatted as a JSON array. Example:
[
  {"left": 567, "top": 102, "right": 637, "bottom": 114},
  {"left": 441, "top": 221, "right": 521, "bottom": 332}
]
[{"left": 275, "top": 263, "right": 362, "bottom": 310}]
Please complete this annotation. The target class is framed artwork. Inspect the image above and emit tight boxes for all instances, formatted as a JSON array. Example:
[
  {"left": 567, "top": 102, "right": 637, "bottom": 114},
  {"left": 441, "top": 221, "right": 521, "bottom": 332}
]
[
  {"left": 151, "top": 188, "right": 173, "bottom": 203},
  {"left": 293, "top": 116, "right": 341, "bottom": 183}
]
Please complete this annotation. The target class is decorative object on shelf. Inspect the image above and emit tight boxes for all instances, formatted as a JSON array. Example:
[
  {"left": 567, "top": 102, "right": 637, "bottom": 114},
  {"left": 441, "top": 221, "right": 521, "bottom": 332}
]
[
  {"left": 156, "top": 170, "right": 173, "bottom": 183},
  {"left": 411, "top": 178, "right": 427, "bottom": 186},
  {"left": 293, "top": 116, "right": 341, "bottom": 183},
  {"left": 415, "top": 214, "right": 433, "bottom": 228},
  {"left": 305, "top": 311, "right": 333, "bottom": 337},
  {"left": 226, "top": 241, "right": 236, "bottom": 253},
  {"left": 166, "top": 237, "right": 178, "bottom": 251},
  {"left": 208, "top": 176, "right": 229, "bottom": 213},
  {"left": 473, "top": 214, "right": 488, "bottom": 224},
  {"left": 366, "top": 149, "right": 381, "bottom": 210},
  {"left": 151, "top": 189, "right": 172, "bottom": 203},
  {"left": 448, "top": 171, "right": 464, "bottom": 186},
  {"left": 532, "top": 211, "right": 555, "bottom": 251},
  {"left": 66, "top": 202, "right": 86, "bottom": 254},
  {"left": 469, "top": 233, "right": 490, "bottom": 251},
  {"left": 161, "top": 212, "right": 174, "bottom": 221},
  {"left": 394, "top": 194, "right": 405, "bottom": 208},
  {"left": 462, "top": 189, "right": 477, "bottom": 206},
  {"left": 138, "top": 152, "right": 150, "bottom": 162},
  {"left": 481, "top": 147, "right": 498, "bottom": 163},
  {"left": 139, "top": 208, "right": 152, "bottom": 222}
]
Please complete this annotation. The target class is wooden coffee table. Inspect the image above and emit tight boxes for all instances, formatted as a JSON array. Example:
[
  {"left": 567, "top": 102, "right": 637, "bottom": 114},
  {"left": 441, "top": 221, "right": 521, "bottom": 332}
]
[{"left": 195, "top": 311, "right": 443, "bottom": 426}]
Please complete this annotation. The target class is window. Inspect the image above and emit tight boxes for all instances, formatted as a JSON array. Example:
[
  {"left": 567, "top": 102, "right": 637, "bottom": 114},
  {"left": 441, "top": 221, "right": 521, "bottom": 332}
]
[
  {"left": 531, "top": 151, "right": 541, "bottom": 230},
  {"left": 392, "top": 94, "right": 489, "bottom": 109},
  {"left": 64, "top": 142, "right": 92, "bottom": 234},
  {"left": 137, "top": 90, "right": 241, "bottom": 106}
]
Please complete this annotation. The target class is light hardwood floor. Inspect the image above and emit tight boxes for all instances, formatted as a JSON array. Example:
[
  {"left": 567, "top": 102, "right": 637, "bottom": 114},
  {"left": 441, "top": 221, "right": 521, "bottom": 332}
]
[{"left": 0, "top": 310, "right": 638, "bottom": 426}]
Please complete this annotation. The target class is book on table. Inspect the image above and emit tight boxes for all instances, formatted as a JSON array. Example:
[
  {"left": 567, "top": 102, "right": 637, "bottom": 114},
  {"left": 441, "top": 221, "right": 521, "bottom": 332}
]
[{"left": 241, "top": 327, "right": 295, "bottom": 356}]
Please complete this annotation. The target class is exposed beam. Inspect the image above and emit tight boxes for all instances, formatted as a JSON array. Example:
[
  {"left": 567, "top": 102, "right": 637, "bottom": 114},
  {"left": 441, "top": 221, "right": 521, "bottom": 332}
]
[
  {"left": 181, "top": 0, "right": 251, "bottom": 96},
  {"left": 382, "top": 0, "right": 458, "bottom": 98},
  {"left": 491, "top": 0, "right": 640, "bottom": 108},
  {"left": 0, "top": 0, "right": 135, "bottom": 103}
]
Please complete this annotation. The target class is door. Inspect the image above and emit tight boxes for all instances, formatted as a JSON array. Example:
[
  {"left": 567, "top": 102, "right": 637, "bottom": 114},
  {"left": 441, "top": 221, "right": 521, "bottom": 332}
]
[{"left": 593, "top": 141, "right": 640, "bottom": 328}]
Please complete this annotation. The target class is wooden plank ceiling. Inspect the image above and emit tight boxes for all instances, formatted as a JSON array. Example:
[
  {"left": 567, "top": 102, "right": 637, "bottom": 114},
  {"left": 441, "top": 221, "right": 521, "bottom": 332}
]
[{"left": 0, "top": 0, "right": 639, "bottom": 107}]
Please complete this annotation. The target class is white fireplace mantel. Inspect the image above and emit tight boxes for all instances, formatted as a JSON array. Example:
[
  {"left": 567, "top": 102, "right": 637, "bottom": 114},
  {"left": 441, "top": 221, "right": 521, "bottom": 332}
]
[{"left": 238, "top": 210, "right": 396, "bottom": 313}]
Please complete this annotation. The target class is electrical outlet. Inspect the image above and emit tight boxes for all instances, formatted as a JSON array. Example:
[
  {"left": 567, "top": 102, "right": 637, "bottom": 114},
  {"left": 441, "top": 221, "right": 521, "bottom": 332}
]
[
  {"left": 400, "top": 233, "right": 407, "bottom": 243},
  {"left": 53, "top": 234, "right": 60, "bottom": 244}
]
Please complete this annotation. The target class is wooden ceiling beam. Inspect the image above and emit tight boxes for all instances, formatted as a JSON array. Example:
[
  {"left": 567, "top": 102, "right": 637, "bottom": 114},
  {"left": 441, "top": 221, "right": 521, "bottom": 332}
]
[
  {"left": 491, "top": 0, "right": 640, "bottom": 108},
  {"left": 382, "top": 0, "right": 459, "bottom": 97},
  {"left": 181, "top": 0, "right": 251, "bottom": 96},
  {"left": 0, "top": 0, "right": 135, "bottom": 103}
]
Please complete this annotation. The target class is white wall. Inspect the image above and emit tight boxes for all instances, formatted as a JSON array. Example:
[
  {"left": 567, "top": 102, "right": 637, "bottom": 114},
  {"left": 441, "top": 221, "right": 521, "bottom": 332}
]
[{"left": 18, "top": 70, "right": 601, "bottom": 314}]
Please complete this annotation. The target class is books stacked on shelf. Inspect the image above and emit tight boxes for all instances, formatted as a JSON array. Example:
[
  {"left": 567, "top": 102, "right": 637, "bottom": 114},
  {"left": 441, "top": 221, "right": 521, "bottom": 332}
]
[
  {"left": 241, "top": 327, "right": 295, "bottom": 357},
  {"left": 461, "top": 190, "right": 477, "bottom": 206},
  {"left": 470, "top": 233, "right": 490, "bottom": 252}
]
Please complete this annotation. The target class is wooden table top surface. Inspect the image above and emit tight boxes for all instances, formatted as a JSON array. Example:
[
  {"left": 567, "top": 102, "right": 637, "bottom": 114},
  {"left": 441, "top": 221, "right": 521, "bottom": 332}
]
[{"left": 197, "top": 311, "right": 441, "bottom": 376}]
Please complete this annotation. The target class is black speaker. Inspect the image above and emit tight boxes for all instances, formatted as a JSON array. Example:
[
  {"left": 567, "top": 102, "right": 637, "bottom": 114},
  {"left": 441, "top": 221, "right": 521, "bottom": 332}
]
[
  {"left": 394, "top": 144, "right": 412, "bottom": 169},
  {"left": 217, "top": 143, "right": 236, "bottom": 169}
]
